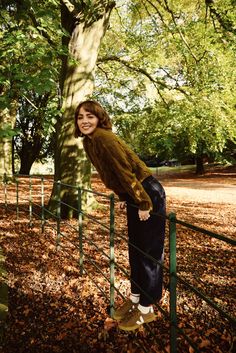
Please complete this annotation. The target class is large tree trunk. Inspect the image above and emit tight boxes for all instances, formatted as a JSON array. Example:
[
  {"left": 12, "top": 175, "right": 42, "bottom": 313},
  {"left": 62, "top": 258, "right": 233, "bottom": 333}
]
[
  {"left": 0, "top": 103, "right": 17, "bottom": 180},
  {"left": 48, "top": 1, "right": 115, "bottom": 218}
]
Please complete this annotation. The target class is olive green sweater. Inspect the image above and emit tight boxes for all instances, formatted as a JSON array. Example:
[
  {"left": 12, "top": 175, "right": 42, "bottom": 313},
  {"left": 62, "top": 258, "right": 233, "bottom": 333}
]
[{"left": 83, "top": 127, "right": 152, "bottom": 210}]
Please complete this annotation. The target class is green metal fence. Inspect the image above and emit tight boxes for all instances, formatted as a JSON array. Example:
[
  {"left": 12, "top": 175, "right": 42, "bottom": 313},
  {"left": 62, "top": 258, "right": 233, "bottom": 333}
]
[{"left": 1, "top": 174, "right": 235, "bottom": 352}]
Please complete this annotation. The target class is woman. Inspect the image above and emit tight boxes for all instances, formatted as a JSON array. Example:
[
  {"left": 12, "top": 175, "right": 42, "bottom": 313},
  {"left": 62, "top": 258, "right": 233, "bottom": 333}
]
[{"left": 74, "top": 100, "right": 166, "bottom": 331}]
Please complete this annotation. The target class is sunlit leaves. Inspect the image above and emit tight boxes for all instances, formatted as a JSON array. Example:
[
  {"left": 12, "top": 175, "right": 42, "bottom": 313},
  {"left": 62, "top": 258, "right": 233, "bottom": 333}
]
[{"left": 96, "top": 0, "right": 236, "bottom": 165}]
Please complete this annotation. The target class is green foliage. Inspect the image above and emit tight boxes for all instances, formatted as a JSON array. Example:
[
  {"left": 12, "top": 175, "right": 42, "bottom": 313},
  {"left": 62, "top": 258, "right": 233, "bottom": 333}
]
[
  {"left": 14, "top": 93, "right": 58, "bottom": 164},
  {"left": 0, "top": 126, "right": 20, "bottom": 138},
  {"left": 95, "top": 0, "right": 236, "bottom": 164},
  {"left": 0, "top": 0, "right": 62, "bottom": 169},
  {"left": 0, "top": 5, "right": 60, "bottom": 97},
  {"left": 1, "top": 0, "right": 235, "bottom": 172}
]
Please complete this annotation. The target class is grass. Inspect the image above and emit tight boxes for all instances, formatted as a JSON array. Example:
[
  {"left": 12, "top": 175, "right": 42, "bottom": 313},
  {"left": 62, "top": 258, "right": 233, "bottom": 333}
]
[{"left": 150, "top": 164, "right": 196, "bottom": 175}]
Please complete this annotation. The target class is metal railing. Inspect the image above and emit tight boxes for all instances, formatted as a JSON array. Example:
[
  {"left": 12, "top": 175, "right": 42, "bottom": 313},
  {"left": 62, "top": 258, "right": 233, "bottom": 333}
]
[{"left": 1, "top": 173, "right": 235, "bottom": 352}]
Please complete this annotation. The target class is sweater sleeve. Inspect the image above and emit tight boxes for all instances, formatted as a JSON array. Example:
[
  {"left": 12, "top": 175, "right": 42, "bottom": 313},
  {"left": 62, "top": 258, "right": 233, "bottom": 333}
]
[{"left": 95, "top": 134, "right": 152, "bottom": 211}]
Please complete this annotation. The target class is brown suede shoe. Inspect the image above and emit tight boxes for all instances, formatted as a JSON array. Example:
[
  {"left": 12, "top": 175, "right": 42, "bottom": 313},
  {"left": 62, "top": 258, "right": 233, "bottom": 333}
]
[
  {"left": 118, "top": 307, "right": 156, "bottom": 331},
  {"left": 113, "top": 299, "right": 138, "bottom": 321}
]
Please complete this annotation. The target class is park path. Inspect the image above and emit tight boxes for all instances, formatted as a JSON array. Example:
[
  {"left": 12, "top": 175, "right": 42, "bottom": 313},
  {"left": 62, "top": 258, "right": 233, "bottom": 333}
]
[
  {"left": 163, "top": 180, "right": 236, "bottom": 204},
  {"left": 158, "top": 169, "right": 236, "bottom": 237}
]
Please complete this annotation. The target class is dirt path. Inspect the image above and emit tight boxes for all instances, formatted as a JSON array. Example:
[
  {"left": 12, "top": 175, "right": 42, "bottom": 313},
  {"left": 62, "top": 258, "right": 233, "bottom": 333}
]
[
  {"left": 157, "top": 165, "right": 236, "bottom": 204},
  {"left": 163, "top": 180, "right": 236, "bottom": 204},
  {"left": 156, "top": 165, "right": 236, "bottom": 236}
]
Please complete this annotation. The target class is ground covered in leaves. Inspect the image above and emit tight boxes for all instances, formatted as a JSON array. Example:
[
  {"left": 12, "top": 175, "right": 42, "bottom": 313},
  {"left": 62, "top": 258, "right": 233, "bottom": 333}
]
[{"left": 0, "top": 165, "right": 235, "bottom": 353}]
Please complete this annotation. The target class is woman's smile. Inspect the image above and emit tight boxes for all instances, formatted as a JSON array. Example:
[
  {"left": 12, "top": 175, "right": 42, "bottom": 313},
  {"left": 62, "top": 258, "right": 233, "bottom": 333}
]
[{"left": 77, "top": 106, "right": 99, "bottom": 135}]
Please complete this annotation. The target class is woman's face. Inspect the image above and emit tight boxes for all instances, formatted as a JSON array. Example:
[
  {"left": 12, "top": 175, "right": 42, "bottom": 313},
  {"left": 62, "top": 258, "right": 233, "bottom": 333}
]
[{"left": 77, "top": 106, "right": 99, "bottom": 136}]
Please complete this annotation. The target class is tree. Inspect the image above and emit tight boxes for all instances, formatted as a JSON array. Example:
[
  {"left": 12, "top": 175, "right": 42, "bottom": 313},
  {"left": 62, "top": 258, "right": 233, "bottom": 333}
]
[
  {"left": 95, "top": 0, "right": 236, "bottom": 174},
  {"left": 0, "top": 0, "right": 115, "bottom": 212},
  {"left": 14, "top": 93, "right": 57, "bottom": 175},
  {"left": 0, "top": 0, "right": 60, "bottom": 177},
  {"left": 47, "top": 0, "right": 116, "bottom": 217},
  {"left": 0, "top": 106, "right": 18, "bottom": 179},
  {"left": 1, "top": 0, "right": 235, "bottom": 186},
  {"left": 0, "top": 3, "right": 19, "bottom": 178}
]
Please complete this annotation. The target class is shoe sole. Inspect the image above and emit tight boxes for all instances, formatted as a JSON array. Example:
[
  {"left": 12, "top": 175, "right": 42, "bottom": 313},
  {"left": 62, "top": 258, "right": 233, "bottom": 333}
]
[{"left": 118, "top": 316, "right": 156, "bottom": 331}]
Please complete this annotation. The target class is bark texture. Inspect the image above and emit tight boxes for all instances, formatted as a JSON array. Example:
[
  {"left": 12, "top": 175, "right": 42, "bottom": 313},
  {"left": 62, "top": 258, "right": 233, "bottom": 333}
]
[
  {"left": 48, "top": 1, "right": 115, "bottom": 217},
  {"left": 0, "top": 102, "right": 17, "bottom": 179}
]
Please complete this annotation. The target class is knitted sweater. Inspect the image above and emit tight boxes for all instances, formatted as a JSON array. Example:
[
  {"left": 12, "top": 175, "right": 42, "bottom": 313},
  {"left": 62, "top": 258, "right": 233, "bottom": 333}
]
[{"left": 83, "top": 127, "right": 152, "bottom": 210}]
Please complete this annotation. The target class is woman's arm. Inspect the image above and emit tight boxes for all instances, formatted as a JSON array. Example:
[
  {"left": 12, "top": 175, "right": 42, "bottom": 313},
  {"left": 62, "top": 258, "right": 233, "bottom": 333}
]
[{"left": 95, "top": 133, "right": 152, "bottom": 211}]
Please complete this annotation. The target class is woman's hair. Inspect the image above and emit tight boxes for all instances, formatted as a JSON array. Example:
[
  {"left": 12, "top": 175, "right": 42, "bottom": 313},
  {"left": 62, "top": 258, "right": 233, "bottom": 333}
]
[{"left": 74, "top": 100, "right": 112, "bottom": 137}]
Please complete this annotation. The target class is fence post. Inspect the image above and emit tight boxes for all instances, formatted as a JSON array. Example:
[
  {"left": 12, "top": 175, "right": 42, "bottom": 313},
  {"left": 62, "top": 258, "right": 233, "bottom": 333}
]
[
  {"left": 109, "top": 193, "right": 115, "bottom": 317},
  {"left": 16, "top": 177, "right": 19, "bottom": 220},
  {"left": 169, "top": 212, "right": 177, "bottom": 353},
  {"left": 41, "top": 176, "right": 45, "bottom": 233},
  {"left": 29, "top": 176, "right": 33, "bottom": 227},
  {"left": 77, "top": 187, "right": 84, "bottom": 275},
  {"left": 56, "top": 181, "right": 61, "bottom": 249},
  {"left": 3, "top": 173, "right": 7, "bottom": 210}
]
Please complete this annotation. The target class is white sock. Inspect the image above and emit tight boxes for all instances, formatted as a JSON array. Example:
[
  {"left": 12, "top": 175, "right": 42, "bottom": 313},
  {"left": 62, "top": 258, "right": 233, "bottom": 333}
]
[
  {"left": 130, "top": 293, "right": 140, "bottom": 304},
  {"left": 138, "top": 304, "right": 154, "bottom": 314}
]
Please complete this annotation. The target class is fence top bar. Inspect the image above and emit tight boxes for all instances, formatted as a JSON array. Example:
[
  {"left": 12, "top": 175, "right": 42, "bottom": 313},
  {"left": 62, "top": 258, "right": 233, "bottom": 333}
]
[
  {"left": 175, "top": 217, "right": 236, "bottom": 246},
  {"left": 5, "top": 175, "right": 113, "bottom": 200},
  {"left": 82, "top": 188, "right": 113, "bottom": 199},
  {"left": 52, "top": 181, "right": 113, "bottom": 199},
  {"left": 128, "top": 204, "right": 234, "bottom": 246},
  {"left": 13, "top": 174, "right": 52, "bottom": 178},
  {"left": 59, "top": 184, "right": 113, "bottom": 199}
]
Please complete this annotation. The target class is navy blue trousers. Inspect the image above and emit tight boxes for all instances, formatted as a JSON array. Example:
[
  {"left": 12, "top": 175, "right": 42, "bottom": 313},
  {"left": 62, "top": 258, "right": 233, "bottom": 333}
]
[{"left": 124, "top": 175, "right": 166, "bottom": 306}]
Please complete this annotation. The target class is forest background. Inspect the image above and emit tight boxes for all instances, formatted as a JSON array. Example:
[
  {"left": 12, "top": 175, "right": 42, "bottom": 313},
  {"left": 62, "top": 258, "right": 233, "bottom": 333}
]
[{"left": 0, "top": 0, "right": 236, "bottom": 217}]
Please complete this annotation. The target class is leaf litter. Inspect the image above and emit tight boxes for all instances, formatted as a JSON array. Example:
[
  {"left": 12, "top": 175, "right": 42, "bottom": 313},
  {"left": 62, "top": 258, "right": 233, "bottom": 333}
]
[{"left": 0, "top": 165, "right": 235, "bottom": 352}]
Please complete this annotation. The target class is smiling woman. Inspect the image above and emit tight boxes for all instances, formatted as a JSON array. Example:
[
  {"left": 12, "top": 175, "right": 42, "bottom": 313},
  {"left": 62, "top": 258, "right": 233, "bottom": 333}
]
[
  {"left": 76, "top": 107, "right": 99, "bottom": 136},
  {"left": 74, "top": 100, "right": 112, "bottom": 137},
  {"left": 74, "top": 100, "right": 166, "bottom": 331}
]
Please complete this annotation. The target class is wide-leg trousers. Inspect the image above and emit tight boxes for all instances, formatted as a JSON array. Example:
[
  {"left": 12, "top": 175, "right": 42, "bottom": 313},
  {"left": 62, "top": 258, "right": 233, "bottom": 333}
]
[{"left": 125, "top": 175, "right": 166, "bottom": 306}]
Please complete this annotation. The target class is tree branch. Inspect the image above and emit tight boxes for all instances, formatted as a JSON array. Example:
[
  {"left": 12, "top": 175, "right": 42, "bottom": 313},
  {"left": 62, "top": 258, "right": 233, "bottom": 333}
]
[
  {"left": 205, "top": 0, "right": 236, "bottom": 35},
  {"left": 99, "top": 55, "right": 166, "bottom": 86},
  {"left": 60, "top": 0, "right": 81, "bottom": 18},
  {"left": 60, "top": 0, "right": 75, "bottom": 13},
  {"left": 28, "top": 7, "right": 55, "bottom": 47},
  {"left": 143, "top": 0, "right": 168, "bottom": 29},
  {"left": 98, "top": 55, "right": 189, "bottom": 97},
  {"left": 162, "top": 0, "right": 199, "bottom": 62}
]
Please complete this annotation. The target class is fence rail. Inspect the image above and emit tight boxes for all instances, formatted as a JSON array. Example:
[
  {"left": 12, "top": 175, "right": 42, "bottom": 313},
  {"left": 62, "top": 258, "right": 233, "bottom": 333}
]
[{"left": 1, "top": 173, "right": 235, "bottom": 352}]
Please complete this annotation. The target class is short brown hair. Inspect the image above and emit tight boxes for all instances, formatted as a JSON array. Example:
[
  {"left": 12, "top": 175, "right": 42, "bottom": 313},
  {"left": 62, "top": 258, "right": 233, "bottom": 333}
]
[{"left": 74, "top": 100, "right": 112, "bottom": 137}]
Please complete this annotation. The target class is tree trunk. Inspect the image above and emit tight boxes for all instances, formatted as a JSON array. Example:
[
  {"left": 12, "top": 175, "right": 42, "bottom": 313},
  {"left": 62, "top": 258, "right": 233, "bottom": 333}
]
[
  {"left": 0, "top": 102, "right": 17, "bottom": 180},
  {"left": 0, "top": 137, "right": 12, "bottom": 179},
  {"left": 195, "top": 155, "right": 205, "bottom": 175},
  {"left": 47, "top": 1, "right": 115, "bottom": 218},
  {"left": 18, "top": 146, "right": 40, "bottom": 175},
  {"left": 17, "top": 135, "right": 44, "bottom": 175}
]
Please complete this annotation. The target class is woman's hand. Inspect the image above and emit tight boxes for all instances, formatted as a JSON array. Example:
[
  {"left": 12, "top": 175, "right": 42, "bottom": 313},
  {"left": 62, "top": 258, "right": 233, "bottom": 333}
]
[
  {"left": 118, "top": 201, "right": 126, "bottom": 210},
  {"left": 138, "top": 209, "right": 150, "bottom": 221}
]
